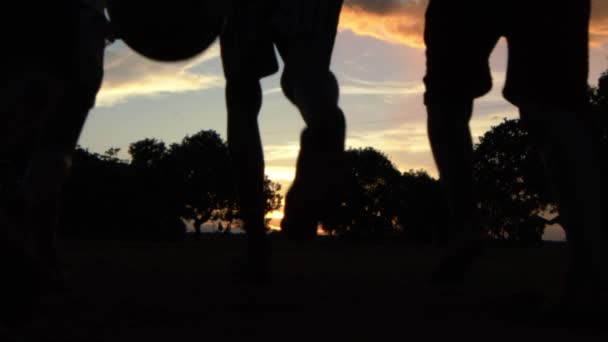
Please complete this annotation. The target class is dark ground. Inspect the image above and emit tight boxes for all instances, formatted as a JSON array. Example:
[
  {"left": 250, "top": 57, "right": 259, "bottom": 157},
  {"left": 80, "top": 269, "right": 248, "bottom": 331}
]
[{"left": 3, "top": 236, "right": 608, "bottom": 341}]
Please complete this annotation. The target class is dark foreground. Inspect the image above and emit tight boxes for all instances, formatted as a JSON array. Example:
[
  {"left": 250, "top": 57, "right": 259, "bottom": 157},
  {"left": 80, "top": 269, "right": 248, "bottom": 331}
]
[{"left": 4, "top": 236, "right": 608, "bottom": 341}]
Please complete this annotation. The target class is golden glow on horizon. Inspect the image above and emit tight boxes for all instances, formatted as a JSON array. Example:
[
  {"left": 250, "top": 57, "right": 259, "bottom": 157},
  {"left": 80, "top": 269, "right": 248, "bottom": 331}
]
[
  {"left": 265, "top": 204, "right": 327, "bottom": 236},
  {"left": 266, "top": 210, "right": 284, "bottom": 220},
  {"left": 266, "top": 206, "right": 284, "bottom": 231},
  {"left": 264, "top": 166, "right": 296, "bottom": 182},
  {"left": 268, "top": 224, "right": 281, "bottom": 231}
]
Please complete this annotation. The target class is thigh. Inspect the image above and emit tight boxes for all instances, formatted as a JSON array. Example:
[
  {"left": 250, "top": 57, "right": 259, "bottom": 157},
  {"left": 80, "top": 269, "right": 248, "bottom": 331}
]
[
  {"left": 220, "top": 1, "right": 279, "bottom": 81},
  {"left": 72, "top": 7, "right": 107, "bottom": 106},
  {"left": 0, "top": 1, "right": 79, "bottom": 156},
  {"left": 37, "top": 6, "right": 108, "bottom": 151},
  {"left": 504, "top": 0, "right": 590, "bottom": 109},
  {"left": 273, "top": 0, "right": 343, "bottom": 75},
  {"left": 423, "top": 0, "right": 500, "bottom": 105}
]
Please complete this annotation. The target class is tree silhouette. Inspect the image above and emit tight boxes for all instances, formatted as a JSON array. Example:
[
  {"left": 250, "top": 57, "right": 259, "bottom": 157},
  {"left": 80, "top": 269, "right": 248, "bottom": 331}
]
[
  {"left": 473, "top": 119, "right": 554, "bottom": 244},
  {"left": 589, "top": 70, "right": 608, "bottom": 227},
  {"left": 59, "top": 130, "right": 283, "bottom": 240},
  {"left": 468, "top": 69, "right": 608, "bottom": 244},
  {"left": 589, "top": 71, "right": 608, "bottom": 163},
  {"left": 161, "top": 130, "right": 234, "bottom": 232},
  {"left": 323, "top": 147, "right": 401, "bottom": 239},
  {"left": 129, "top": 138, "right": 167, "bottom": 170},
  {"left": 396, "top": 169, "right": 448, "bottom": 243},
  {"left": 263, "top": 175, "right": 282, "bottom": 227},
  {"left": 127, "top": 138, "right": 183, "bottom": 239},
  {"left": 61, "top": 146, "right": 142, "bottom": 239},
  {"left": 589, "top": 71, "right": 608, "bottom": 113}
]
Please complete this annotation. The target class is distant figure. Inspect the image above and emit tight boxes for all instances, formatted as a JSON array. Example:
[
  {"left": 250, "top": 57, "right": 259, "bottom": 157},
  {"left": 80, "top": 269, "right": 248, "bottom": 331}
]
[
  {"left": 0, "top": 0, "right": 110, "bottom": 313},
  {"left": 220, "top": 1, "right": 346, "bottom": 280},
  {"left": 423, "top": 0, "right": 606, "bottom": 304},
  {"left": 193, "top": 223, "right": 203, "bottom": 240}
]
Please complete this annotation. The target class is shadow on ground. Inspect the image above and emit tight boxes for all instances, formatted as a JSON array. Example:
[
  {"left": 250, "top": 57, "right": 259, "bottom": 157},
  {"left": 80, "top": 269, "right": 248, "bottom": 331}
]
[{"left": 5, "top": 237, "right": 608, "bottom": 341}]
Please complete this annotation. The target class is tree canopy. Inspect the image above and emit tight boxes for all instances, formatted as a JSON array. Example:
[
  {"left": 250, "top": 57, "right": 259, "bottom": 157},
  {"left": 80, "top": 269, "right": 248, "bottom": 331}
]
[
  {"left": 54, "top": 68, "right": 608, "bottom": 244},
  {"left": 473, "top": 118, "right": 554, "bottom": 244},
  {"left": 60, "top": 130, "right": 282, "bottom": 240}
]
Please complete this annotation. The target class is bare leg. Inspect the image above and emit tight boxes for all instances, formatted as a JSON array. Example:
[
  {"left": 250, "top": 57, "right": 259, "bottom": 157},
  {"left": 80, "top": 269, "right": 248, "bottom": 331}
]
[
  {"left": 427, "top": 100, "right": 483, "bottom": 282},
  {"left": 275, "top": 0, "right": 345, "bottom": 240},
  {"left": 23, "top": 77, "right": 100, "bottom": 286},
  {"left": 0, "top": 2, "right": 88, "bottom": 325},
  {"left": 0, "top": 79, "right": 68, "bottom": 327},
  {"left": 521, "top": 103, "right": 607, "bottom": 304},
  {"left": 280, "top": 70, "right": 346, "bottom": 240},
  {"left": 21, "top": 149, "right": 72, "bottom": 282},
  {"left": 23, "top": 5, "right": 106, "bottom": 285},
  {"left": 225, "top": 79, "right": 270, "bottom": 280}
]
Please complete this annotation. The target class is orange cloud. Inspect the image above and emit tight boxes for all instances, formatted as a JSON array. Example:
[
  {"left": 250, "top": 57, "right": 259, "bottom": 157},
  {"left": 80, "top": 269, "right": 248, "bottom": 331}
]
[
  {"left": 591, "top": 0, "right": 608, "bottom": 46},
  {"left": 340, "top": 1, "right": 427, "bottom": 48},
  {"left": 340, "top": 0, "right": 608, "bottom": 48}
]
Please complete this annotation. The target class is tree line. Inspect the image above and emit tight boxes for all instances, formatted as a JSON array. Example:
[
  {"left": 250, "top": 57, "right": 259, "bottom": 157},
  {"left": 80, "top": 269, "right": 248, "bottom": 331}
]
[
  {"left": 59, "top": 130, "right": 281, "bottom": 240},
  {"left": 21, "top": 71, "right": 606, "bottom": 244},
  {"left": 322, "top": 71, "right": 607, "bottom": 244}
]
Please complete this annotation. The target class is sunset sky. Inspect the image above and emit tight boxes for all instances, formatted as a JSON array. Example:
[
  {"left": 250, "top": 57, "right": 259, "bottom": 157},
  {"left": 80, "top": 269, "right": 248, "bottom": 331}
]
[{"left": 80, "top": 0, "right": 608, "bottom": 237}]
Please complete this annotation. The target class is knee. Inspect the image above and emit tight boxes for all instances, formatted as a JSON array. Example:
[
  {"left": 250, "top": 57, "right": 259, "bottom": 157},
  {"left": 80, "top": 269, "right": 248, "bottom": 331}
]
[
  {"left": 22, "top": 150, "right": 72, "bottom": 208},
  {"left": 76, "top": 87, "right": 100, "bottom": 113},
  {"left": 281, "top": 70, "right": 340, "bottom": 110},
  {"left": 70, "top": 68, "right": 103, "bottom": 113},
  {"left": 518, "top": 102, "right": 583, "bottom": 145},
  {"left": 426, "top": 97, "right": 473, "bottom": 128},
  {"left": 281, "top": 70, "right": 344, "bottom": 130},
  {"left": 280, "top": 70, "right": 301, "bottom": 105},
  {"left": 518, "top": 106, "right": 546, "bottom": 142},
  {"left": 225, "top": 78, "right": 262, "bottom": 117}
]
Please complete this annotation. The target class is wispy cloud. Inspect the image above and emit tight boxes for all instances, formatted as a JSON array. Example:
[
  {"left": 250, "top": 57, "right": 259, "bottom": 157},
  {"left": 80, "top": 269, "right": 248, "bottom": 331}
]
[
  {"left": 347, "top": 122, "right": 428, "bottom": 154},
  {"left": 96, "top": 43, "right": 223, "bottom": 107},
  {"left": 340, "top": 77, "right": 425, "bottom": 96},
  {"left": 264, "top": 77, "right": 424, "bottom": 97},
  {"left": 264, "top": 142, "right": 301, "bottom": 162},
  {"left": 260, "top": 108, "right": 516, "bottom": 183},
  {"left": 344, "top": 121, "right": 436, "bottom": 174}
]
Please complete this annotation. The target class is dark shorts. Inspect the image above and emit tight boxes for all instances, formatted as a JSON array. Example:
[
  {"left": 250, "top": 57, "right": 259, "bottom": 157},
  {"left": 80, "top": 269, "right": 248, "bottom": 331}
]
[
  {"left": 0, "top": 1, "right": 80, "bottom": 155},
  {"left": 4, "top": 1, "right": 79, "bottom": 77},
  {"left": 0, "top": 4, "right": 106, "bottom": 155},
  {"left": 423, "top": 0, "right": 590, "bottom": 109},
  {"left": 39, "top": 5, "right": 108, "bottom": 150},
  {"left": 220, "top": 0, "right": 343, "bottom": 81}
]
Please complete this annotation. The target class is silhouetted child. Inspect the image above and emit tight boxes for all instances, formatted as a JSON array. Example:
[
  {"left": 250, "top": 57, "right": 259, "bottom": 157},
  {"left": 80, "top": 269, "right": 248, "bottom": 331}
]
[
  {"left": 0, "top": 0, "right": 110, "bottom": 323},
  {"left": 423, "top": 0, "right": 606, "bottom": 309},
  {"left": 220, "top": 0, "right": 346, "bottom": 280},
  {"left": 24, "top": 0, "right": 109, "bottom": 282}
]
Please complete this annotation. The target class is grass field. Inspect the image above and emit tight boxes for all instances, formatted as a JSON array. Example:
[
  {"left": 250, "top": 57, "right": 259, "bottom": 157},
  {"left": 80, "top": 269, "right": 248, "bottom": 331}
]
[{"left": 5, "top": 236, "right": 608, "bottom": 341}]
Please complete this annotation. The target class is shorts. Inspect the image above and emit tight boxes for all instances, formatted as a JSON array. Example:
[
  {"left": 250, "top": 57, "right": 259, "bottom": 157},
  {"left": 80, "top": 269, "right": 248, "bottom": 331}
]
[
  {"left": 0, "top": 1, "right": 80, "bottom": 156},
  {"left": 5, "top": 1, "right": 80, "bottom": 77},
  {"left": 39, "top": 4, "right": 108, "bottom": 150},
  {"left": 0, "top": 4, "right": 107, "bottom": 155},
  {"left": 423, "top": 0, "right": 590, "bottom": 109},
  {"left": 220, "top": 0, "right": 343, "bottom": 81}
]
